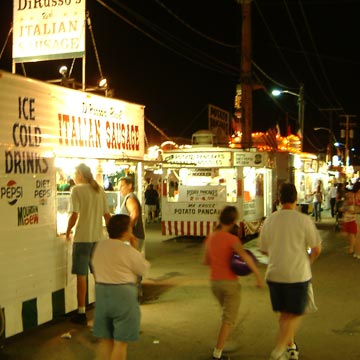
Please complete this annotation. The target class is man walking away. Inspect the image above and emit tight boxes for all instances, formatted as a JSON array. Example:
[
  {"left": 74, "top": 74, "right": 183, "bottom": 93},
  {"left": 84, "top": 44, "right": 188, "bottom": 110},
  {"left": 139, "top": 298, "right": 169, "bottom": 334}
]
[{"left": 259, "top": 183, "right": 322, "bottom": 360}]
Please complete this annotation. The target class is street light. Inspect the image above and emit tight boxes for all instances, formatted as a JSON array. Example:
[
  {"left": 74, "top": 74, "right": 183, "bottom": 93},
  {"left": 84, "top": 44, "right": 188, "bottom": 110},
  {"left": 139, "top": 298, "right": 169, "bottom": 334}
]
[
  {"left": 272, "top": 83, "right": 305, "bottom": 151},
  {"left": 313, "top": 127, "right": 338, "bottom": 165}
]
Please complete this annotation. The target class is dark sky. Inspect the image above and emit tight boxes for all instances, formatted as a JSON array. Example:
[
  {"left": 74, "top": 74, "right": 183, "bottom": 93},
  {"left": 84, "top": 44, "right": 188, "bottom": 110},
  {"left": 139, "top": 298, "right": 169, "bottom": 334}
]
[{"left": 1, "top": 0, "right": 359, "bottom": 154}]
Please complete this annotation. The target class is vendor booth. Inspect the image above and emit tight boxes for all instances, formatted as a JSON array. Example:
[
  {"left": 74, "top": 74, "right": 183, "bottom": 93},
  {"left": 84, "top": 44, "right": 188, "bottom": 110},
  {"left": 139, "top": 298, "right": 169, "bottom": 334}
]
[{"left": 0, "top": 70, "right": 145, "bottom": 338}]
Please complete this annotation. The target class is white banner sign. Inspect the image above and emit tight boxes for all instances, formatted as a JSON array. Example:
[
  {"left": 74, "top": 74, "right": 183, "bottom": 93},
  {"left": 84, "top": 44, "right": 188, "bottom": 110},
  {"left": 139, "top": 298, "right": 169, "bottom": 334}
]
[
  {"left": 178, "top": 186, "right": 226, "bottom": 202},
  {"left": 164, "top": 151, "right": 232, "bottom": 167},
  {"left": 0, "top": 70, "right": 145, "bottom": 165},
  {"left": 233, "top": 152, "right": 265, "bottom": 166},
  {"left": 12, "top": 0, "right": 86, "bottom": 62}
]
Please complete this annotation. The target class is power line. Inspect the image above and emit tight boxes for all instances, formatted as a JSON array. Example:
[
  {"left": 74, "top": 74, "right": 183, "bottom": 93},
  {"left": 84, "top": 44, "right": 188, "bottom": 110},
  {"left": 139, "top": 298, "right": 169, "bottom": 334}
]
[
  {"left": 97, "top": 0, "right": 239, "bottom": 77},
  {"left": 154, "top": 0, "right": 241, "bottom": 48}
]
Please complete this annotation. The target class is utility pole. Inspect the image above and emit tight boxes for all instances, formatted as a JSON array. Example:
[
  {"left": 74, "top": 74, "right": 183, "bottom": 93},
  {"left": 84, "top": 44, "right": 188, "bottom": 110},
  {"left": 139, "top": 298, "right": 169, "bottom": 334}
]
[
  {"left": 319, "top": 107, "right": 343, "bottom": 164},
  {"left": 298, "top": 83, "right": 304, "bottom": 152},
  {"left": 339, "top": 114, "right": 356, "bottom": 166},
  {"left": 237, "top": 0, "right": 253, "bottom": 149}
]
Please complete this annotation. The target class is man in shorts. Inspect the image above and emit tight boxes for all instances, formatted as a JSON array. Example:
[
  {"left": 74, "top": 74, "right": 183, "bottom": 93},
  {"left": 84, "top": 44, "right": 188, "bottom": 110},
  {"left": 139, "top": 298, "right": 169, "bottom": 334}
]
[{"left": 259, "top": 183, "right": 322, "bottom": 360}]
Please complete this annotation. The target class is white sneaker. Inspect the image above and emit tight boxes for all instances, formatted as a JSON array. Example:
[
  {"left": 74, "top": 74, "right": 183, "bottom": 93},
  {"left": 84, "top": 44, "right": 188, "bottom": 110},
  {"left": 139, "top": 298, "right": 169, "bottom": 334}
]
[{"left": 287, "top": 345, "right": 299, "bottom": 360}]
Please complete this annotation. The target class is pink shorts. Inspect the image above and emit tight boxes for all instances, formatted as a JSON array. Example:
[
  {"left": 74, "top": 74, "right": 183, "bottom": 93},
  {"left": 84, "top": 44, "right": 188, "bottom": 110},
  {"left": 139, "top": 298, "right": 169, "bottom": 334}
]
[{"left": 342, "top": 220, "right": 357, "bottom": 234}]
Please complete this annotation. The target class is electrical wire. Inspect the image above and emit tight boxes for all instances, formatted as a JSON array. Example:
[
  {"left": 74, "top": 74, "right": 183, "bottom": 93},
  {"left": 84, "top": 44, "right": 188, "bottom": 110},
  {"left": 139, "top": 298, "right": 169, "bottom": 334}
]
[
  {"left": 253, "top": 0, "right": 299, "bottom": 88},
  {"left": 96, "top": 0, "right": 239, "bottom": 77},
  {"left": 86, "top": 11, "right": 104, "bottom": 80},
  {"left": 252, "top": 61, "right": 291, "bottom": 90},
  {"left": 0, "top": 24, "right": 12, "bottom": 61},
  {"left": 154, "top": 0, "right": 241, "bottom": 48},
  {"left": 253, "top": 0, "right": 345, "bottom": 119},
  {"left": 179, "top": 105, "right": 209, "bottom": 137},
  {"left": 282, "top": 1, "right": 326, "bottom": 106},
  {"left": 297, "top": 0, "right": 343, "bottom": 109}
]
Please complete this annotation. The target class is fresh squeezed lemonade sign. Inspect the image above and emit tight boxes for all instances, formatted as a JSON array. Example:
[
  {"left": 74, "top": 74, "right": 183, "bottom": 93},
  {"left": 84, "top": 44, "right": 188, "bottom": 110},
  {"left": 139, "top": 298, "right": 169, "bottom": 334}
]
[{"left": 12, "top": 0, "right": 86, "bottom": 62}]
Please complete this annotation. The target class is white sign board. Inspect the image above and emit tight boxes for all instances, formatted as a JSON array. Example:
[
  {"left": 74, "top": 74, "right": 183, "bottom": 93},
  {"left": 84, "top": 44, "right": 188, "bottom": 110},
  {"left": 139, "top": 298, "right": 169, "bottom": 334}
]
[
  {"left": 164, "top": 151, "right": 232, "bottom": 167},
  {"left": 178, "top": 185, "right": 226, "bottom": 202},
  {"left": 233, "top": 152, "right": 265, "bottom": 166},
  {"left": 12, "top": 0, "right": 86, "bottom": 62},
  {"left": 0, "top": 70, "right": 145, "bottom": 160}
]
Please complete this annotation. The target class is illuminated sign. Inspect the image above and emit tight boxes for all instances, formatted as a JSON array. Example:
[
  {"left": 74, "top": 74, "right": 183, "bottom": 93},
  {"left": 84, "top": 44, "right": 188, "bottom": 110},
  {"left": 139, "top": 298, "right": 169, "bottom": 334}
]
[
  {"left": 12, "top": 0, "right": 86, "bottom": 62},
  {"left": 164, "top": 151, "right": 232, "bottom": 167},
  {"left": 178, "top": 186, "right": 226, "bottom": 202},
  {"left": 233, "top": 152, "right": 264, "bottom": 166},
  {"left": 0, "top": 71, "right": 145, "bottom": 163}
]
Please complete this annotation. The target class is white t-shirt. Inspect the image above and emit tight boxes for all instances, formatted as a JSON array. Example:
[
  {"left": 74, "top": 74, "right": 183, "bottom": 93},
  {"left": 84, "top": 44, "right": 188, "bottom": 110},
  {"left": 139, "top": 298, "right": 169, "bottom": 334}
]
[
  {"left": 259, "top": 209, "right": 322, "bottom": 283},
  {"left": 70, "top": 183, "right": 109, "bottom": 243},
  {"left": 92, "top": 239, "right": 150, "bottom": 284},
  {"left": 329, "top": 186, "right": 337, "bottom": 199}
]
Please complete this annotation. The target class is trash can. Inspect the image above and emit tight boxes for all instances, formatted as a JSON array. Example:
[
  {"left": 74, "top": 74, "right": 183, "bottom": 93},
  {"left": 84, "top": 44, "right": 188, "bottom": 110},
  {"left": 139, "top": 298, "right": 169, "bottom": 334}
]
[{"left": 300, "top": 203, "right": 309, "bottom": 214}]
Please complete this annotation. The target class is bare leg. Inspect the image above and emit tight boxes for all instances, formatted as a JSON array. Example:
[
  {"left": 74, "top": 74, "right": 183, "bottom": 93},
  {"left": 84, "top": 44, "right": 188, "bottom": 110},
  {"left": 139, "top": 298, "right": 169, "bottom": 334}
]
[
  {"left": 77, "top": 275, "right": 87, "bottom": 308},
  {"left": 353, "top": 224, "right": 360, "bottom": 256},
  {"left": 111, "top": 340, "right": 128, "bottom": 360},
  {"left": 273, "top": 312, "right": 302, "bottom": 355},
  {"left": 215, "top": 321, "right": 232, "bottom": 353},
  {"left": 95, "top": 338, "right": 113, "bottom": 360},
  {"left": 348, "top": 233, "right": 355, "bottom": 254}
]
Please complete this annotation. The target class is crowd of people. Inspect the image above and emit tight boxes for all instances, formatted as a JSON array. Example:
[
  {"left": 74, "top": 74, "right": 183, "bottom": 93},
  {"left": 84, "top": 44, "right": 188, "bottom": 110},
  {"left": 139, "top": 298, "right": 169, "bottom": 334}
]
[
  {"left": 65, "top": 164, "right": 149, "bottom": 360},
  {"left": 310, "top": 178, "right": 360, "bottom": 259},
  {"left": 202, "top": 183, "right": 321, "bottom": 360},
  {"left": 64, "top": 163, "right": 360, "bottom": 360},
  {"left": 334, "top": 180, "right": 360, "bottom": 258}
]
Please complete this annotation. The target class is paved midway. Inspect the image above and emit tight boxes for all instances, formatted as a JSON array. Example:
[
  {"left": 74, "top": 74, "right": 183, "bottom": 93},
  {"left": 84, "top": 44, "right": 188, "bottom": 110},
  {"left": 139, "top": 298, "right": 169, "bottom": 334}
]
[{"left": 1, "top": 211, "right": 360, "bottom": 360}]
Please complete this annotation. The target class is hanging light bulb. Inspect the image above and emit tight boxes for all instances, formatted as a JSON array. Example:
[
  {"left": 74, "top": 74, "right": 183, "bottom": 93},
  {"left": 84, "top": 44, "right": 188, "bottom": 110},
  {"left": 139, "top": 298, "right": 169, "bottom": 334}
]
[
  {"left": 98, "top": 78, "right": 107, "bottom": 88},
  {"left": 59, "top": 65, "right": 68, "bottom": 77}
]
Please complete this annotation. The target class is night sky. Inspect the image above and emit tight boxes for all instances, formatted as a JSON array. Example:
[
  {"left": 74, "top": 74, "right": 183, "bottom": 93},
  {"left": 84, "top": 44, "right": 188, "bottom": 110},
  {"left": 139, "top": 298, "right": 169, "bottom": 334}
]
[{"left": 0, "top": 0, "right": 359, "bottom": 156}]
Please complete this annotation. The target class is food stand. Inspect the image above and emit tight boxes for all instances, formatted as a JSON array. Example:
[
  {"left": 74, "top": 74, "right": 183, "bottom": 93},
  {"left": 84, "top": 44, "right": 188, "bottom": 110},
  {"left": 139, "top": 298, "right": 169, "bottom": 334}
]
[
  {"left": 0, "top": 70, "right": 145, "bottom": 338},
  {"left": 161, "top": 146, "right": 273, "bottom": 238}
]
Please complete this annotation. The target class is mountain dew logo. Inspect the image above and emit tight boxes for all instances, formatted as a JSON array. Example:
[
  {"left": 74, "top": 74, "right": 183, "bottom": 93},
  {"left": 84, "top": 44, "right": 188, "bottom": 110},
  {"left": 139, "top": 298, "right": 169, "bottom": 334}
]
[
  {"left": 18, "top": 206, "right": 39, "bottom": 226},
  {"left": 1, "top": 180, "right": 23, "bottom": 205}
]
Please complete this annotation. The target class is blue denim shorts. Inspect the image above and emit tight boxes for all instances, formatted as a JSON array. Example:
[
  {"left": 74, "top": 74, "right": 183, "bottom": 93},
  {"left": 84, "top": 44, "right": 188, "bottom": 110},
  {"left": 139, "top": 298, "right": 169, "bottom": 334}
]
[
  {"left": 71, "top": 242, "right": 96, "bottom": 275},
  {"left": 93, "top": 283, "right": 140, "bottom": 341}
]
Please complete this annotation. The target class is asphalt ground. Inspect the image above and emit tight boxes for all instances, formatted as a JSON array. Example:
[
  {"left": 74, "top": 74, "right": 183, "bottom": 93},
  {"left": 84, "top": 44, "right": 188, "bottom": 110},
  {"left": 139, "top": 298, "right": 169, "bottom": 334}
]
[{"left": 1, "top": 211, "right": 360, "bottom": 360}]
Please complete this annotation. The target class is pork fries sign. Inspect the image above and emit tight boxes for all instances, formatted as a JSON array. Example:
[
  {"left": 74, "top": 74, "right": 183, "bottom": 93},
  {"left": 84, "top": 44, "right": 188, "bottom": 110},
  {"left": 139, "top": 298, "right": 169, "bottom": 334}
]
[{"left": 13, "top": 0, "right": 86, "bottom": 62}]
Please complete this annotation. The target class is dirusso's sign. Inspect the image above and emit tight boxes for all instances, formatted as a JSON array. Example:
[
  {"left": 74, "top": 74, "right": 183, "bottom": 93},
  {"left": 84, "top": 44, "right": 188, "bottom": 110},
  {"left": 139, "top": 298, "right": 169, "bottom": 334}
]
[{"left": 12, "top": 0, "right": 86, "bottom": 62}]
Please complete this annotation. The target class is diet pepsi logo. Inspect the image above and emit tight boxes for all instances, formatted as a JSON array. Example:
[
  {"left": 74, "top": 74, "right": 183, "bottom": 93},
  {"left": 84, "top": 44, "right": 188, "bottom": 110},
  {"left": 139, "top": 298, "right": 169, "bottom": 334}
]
[{"left": 1, "top": 180, "right": 23, "bottom": 205}]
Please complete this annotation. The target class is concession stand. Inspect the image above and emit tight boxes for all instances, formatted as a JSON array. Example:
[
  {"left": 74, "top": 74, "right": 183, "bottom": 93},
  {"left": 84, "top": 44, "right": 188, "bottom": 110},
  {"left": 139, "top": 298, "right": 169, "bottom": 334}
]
[{"left": 0, "top": 70, "right": 145, "bottom": 338}]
